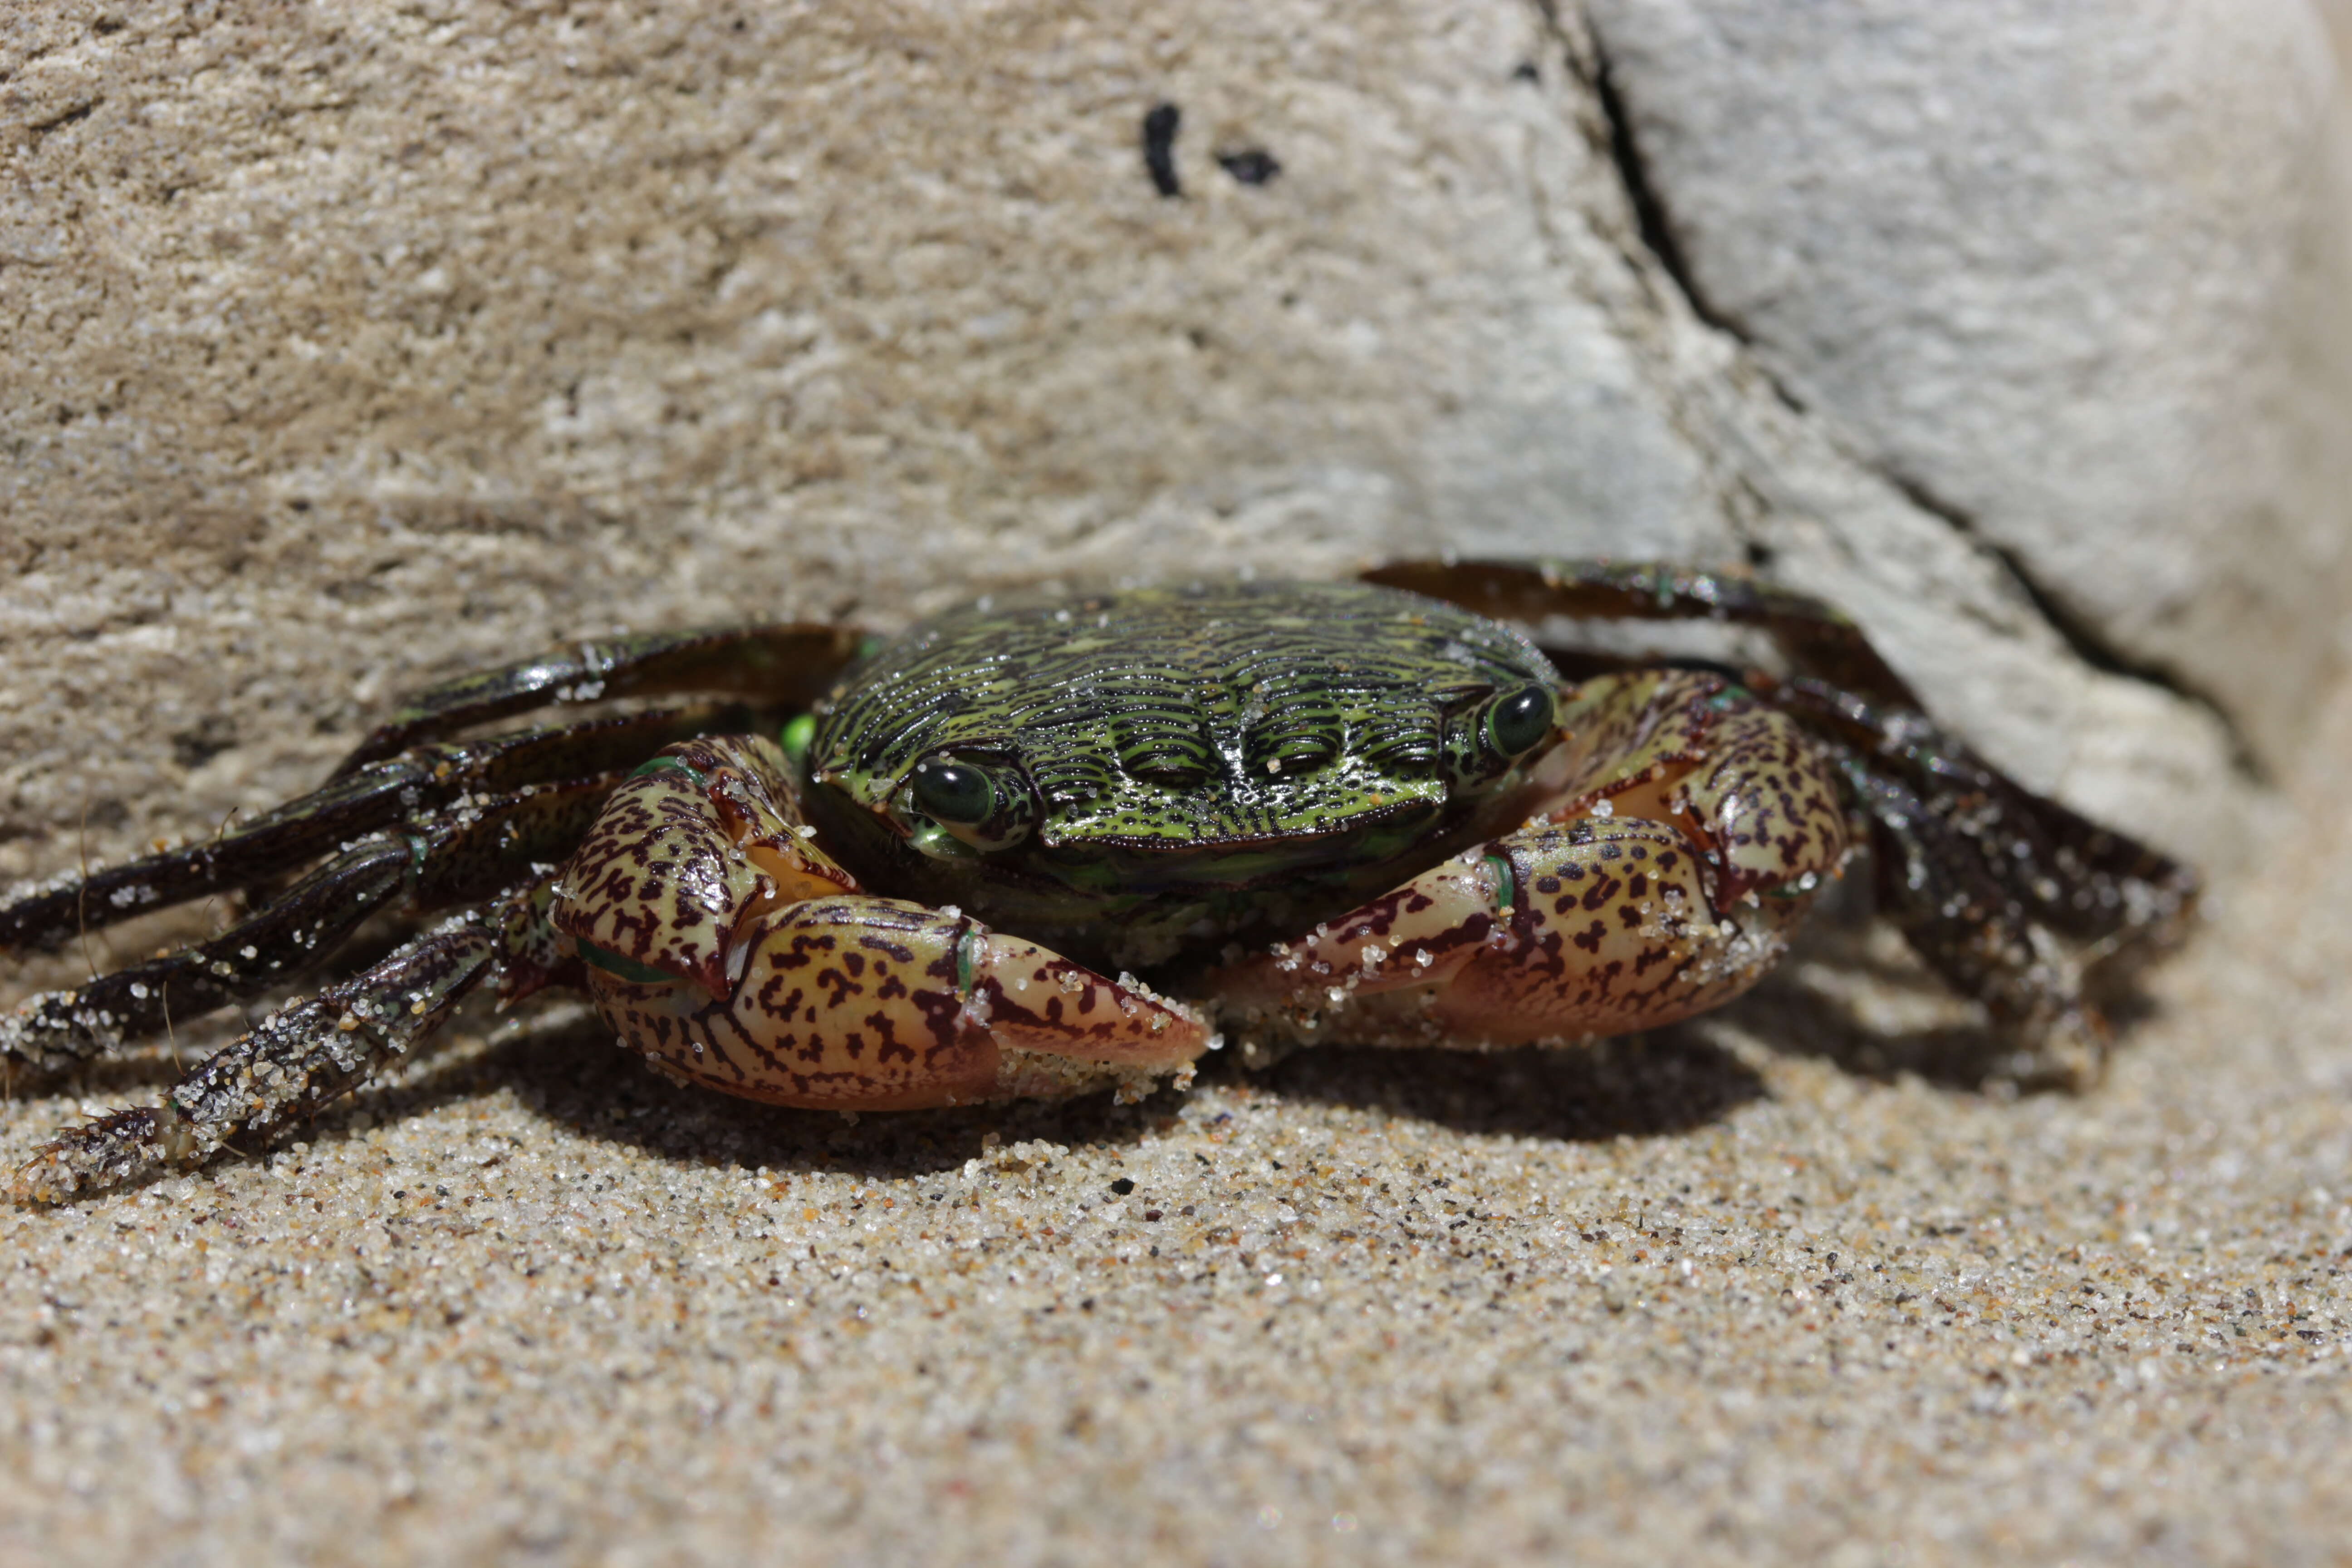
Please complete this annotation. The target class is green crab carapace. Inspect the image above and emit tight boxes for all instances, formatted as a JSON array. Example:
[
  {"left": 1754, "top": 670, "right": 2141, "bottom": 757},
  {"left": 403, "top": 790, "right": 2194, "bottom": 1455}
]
[{"left": 0, "top": 562, "right": 2196, "bottom": 1200}]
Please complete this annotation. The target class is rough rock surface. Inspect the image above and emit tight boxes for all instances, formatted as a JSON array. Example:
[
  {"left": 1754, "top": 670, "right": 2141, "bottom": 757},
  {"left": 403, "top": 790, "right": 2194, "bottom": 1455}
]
[
  {"left": 1, "top": 4, "right": 2348, "bottom": 1561},
  {"left": 2, "top": 0, "right": 2321, "bottom": 891},
  {"left": 1587, "top": 0, "right": 2352, "bottom": 770}
]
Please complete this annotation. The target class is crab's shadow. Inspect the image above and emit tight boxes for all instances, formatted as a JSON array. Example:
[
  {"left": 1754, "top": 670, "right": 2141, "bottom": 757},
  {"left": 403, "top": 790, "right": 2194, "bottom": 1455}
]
[
  {"left": 60, "top": 909, "right": 2132, "bottom": 1186},
  {"left": 322, "top": 1004, "right": 1774, "bottom": 1172},
  {"left": 1722, "top": 907, "right": 2171, "bottom": 1094},
  {"left": 263, "top": 973, "right": 2059, "bottom": 1180},
  {"left": 331, "top": 1009, "right": 1161, "bottom": 1180},
  {"left": 1730, "top": 977, "right": 2019, "bottom": 1090},
  {"left": 1253, "top": 1029, "right": 1767, "bottom": 1140}
]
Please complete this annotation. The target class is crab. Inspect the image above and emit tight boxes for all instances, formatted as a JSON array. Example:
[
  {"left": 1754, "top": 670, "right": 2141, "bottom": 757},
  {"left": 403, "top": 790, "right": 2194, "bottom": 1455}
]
[{"left": 0, "top": 559, "right": 2195, "bottom": 1200}]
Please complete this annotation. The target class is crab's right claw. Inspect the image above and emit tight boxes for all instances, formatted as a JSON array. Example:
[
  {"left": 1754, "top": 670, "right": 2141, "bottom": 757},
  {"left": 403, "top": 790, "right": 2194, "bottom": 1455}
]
[
  {"left": 553, "top": 734, "right": 1210, "bottom": 1108},
  {"left": 579, "top": 896, "right": 1211, "bottom": 1110}
]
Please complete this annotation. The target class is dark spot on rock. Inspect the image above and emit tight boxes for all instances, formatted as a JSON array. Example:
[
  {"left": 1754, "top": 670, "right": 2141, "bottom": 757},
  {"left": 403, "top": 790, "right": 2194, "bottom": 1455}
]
[
  {"left": 1142, "top": 102, "right": 1182, "bottom": 197},
  {"left": 1215, "top": 147, "right": 1281, "bottom": 186},
  {"left": 1111, "top": 1177, "right": 1135, "bottom": 1195}
]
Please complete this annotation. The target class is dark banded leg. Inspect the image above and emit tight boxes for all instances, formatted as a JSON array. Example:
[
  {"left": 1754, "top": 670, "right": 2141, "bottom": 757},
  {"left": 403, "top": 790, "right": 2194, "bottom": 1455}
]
[
  {"left": 335, "top": 624, "right": 865, "bottom": 772},
  {"left": 1762, "top": 676, "right": 2197, "bottom": 1081},
  {"left": 1372, "top": 557, "right": 2195, "bottom": 1069},
  {"left": 1364, "top": 558, "right": 1921, "bottom": 708},
  {"left": 1, "top": 774, "right": 622, "bottom": 1071},
  {"left": 1833, "top": 760, "right": 2109, "bottom": 1073},
  {"left": 0, "top": 706, "right": 739, "bottom": 956},
  {"left": 10, "top": 902, "right": 510, "bottom": 1202},
  {"left": 4, "top": 842, "right": 412, "bottom": 1069},
  {"left": 1759, "top": 675, "right": 2198, "bottom": 946}
]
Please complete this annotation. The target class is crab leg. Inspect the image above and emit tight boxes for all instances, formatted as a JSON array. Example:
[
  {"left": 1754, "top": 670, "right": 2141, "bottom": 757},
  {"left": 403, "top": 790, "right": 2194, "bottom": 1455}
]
[
  {"left": 1758, "top": 674, "right": 2197, "bottom": 945},
  {"left": 1, "top": 774, "right": 622, "bottom": 1070},
  {"left": 1840, "top": 761, "right": 2115, "bottom": 1075},
  {"left": 3, "top": 841, "right": 412, "bottom": 1070},
  {"left": 0, "top": 706, "right": 735, "bottom": 954},
  {"left": 554, "top": 735, "right": 1210, "bottom": 1110},
  {"left": 1789, "top": 692, "right": 2189, "bottom": 1082},
  {"left": 1213, "top": 671, "right": 1852, "bottom": 1048},
  {"left": 335, "top": 624, "right": 863, "bottom": 772},
  {"left": 10, "top": 902, "right": 510, "bottom": 1202},
  {"left": 1366, "top": 557, "right": 1921, "bottom": 708}
]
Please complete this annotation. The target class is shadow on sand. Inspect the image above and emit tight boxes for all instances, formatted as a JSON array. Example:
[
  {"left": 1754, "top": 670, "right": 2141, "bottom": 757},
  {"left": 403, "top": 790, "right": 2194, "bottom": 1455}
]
[{"left": 24, "top": 908, "right": 2174, "bottom": 1196}]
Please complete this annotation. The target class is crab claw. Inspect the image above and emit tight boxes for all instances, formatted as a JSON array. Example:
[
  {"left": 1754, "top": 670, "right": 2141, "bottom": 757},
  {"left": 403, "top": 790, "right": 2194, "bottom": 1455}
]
[
  {"left": 553, "top": 733, "right": 1209, "bottom": 1109},
  {"left": 581, "top": 896, "right": 1210, "bottom": 1111},
  {"left": 554, "top": 735, "right": 862, "bottom": 1000},
  {"left": 1548, "top": 670, "right": 1850, "bottom": 907},
  {"left": 1211, "top": 674, "right": 1854, "bottom": 1051}
]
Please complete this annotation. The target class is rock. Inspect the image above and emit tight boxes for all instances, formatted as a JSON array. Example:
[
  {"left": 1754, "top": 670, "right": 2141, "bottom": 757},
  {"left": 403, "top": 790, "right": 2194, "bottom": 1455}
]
[
  {"left": 1, "top": 0, "right": 2336, "bottom": 901},
  {"left": 1584, "top": 0, "right": 2352, "bottom": 771}
]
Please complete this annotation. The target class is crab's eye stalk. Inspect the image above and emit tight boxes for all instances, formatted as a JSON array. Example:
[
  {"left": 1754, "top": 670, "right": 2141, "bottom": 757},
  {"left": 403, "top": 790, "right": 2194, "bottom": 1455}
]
[
  {"left": 1484, "top": 685, "right": 1556, "bottom": 758},
  {"left": 901, "top": 756, "right": 1035, "bottom": 856},
  {"left": 1440, "top": 683, "right": 1559, "bottom": 793},
  {"left": 911, "top": 758, "right": 994, "bottom": 825}
]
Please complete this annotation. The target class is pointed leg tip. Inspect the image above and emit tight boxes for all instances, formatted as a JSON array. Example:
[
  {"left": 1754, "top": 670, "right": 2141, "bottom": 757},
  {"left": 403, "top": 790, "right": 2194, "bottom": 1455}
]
[
  {"left": 10, "top": 1145, "right": 87, "bottom": 1205},
  {"left": 7, "top": 1105, "right": 184, "bottom": 1205}
]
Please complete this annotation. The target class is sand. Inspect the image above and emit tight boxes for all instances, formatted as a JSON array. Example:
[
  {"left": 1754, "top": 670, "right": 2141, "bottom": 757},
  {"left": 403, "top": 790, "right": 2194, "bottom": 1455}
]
[{"left": 0, "top": 714, "right": 2345, "bottom": 1568}]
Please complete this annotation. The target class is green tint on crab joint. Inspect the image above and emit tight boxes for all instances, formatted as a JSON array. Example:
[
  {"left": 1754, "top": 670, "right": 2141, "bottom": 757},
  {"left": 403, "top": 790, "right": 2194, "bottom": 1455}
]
[{"left": 779, "top": 711, "right": 817, "bottom": 766}]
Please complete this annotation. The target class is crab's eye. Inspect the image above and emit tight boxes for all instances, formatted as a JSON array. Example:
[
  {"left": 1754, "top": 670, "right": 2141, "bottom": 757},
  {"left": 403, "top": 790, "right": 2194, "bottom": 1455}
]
[
  {"left": 910, "top": 758, "right": 996, "bottom": 825},
  {"left": 1484, "top": 685, "right": 1556, "bottom": 757},
  {"left": 902, "top": 756, "right": 1037, "bottom": 857}
]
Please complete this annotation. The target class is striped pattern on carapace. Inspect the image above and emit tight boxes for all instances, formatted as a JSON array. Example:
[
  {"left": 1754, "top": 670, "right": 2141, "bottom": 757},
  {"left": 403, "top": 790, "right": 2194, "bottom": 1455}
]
[{"left": 808, "top": 581, "right": 1557, "bottom": 853}]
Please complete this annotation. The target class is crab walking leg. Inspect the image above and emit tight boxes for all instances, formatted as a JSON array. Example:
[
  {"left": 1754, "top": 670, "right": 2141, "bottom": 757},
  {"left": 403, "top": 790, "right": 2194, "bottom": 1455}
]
[
  {"left": 582, "top": 897, "right": 1210, "bottom": 1111},
  {"left": 1, "top": 841, "right": 413, "bottom": 1070},
  {"left": 1755, "top": 678, "right": 2190, "bottom": 1078},
  {"left": 1366, "top": 557, "right": 1921, "bottom": 709},
  {"left": 1215, "top": 675, "right": 1853, "bottom": 1047},
  {"left": 1758, "top": 674, "right": 2198, "bottom": 944},
  {"left": 1, "top": 774, "right": 623, "bottom": 1070},
  {"left": 336, "top": 624, "right": 864, "bottom": 773},
  {"left": 1844, "top": 763, "right": 2087, "bottom": 1033},
  {"left": 1772, "top": 679, "right": 2186, "bottom": 1080},
  {"left": 10, "top": 908, "right": 505, "bottom": 1202},
  {"left": 1841, "top": 762, "right": 2120, "bottom": 1083},
  {"left": 0, "top": 706, "right": 737, "bottom": 955}
]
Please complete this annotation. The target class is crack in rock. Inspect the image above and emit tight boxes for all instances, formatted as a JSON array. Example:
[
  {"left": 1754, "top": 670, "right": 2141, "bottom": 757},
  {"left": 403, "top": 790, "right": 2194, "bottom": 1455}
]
[{"left": 1573, "top": 0, "right": 2259, "bottom": 783}]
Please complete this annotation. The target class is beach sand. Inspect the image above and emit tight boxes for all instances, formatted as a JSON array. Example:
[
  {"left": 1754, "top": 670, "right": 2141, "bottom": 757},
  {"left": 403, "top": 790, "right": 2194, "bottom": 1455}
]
[{"left": 0, "top": 704, "right": 2344, "bottom": 1568}]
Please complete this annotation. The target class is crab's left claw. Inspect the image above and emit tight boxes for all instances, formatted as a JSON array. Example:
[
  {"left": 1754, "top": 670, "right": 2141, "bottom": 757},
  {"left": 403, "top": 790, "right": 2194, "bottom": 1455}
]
[{"left": 1213, "top": 674, "right": 1853, "bottom": 1050}]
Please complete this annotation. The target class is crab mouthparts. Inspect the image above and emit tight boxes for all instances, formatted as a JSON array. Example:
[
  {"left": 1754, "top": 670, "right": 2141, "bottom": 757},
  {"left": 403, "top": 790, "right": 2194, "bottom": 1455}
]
[{"left": 1034, "top": 806, "right": 1449, "bottom": 893}]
